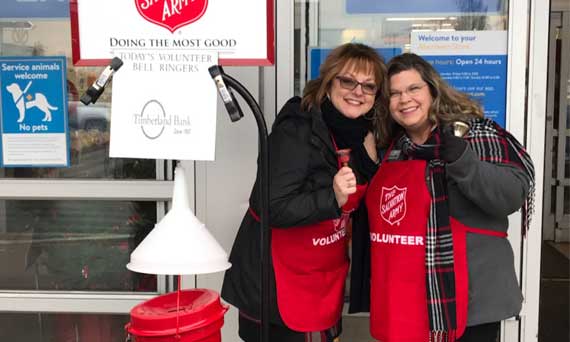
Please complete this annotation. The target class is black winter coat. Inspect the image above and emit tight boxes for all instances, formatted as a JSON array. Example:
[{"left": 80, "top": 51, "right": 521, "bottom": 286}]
[{"left": 221, "top": 97, "right": 378, "bottom": 325}]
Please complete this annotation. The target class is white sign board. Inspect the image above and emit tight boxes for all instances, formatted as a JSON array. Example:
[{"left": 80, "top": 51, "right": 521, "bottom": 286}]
[
  {"left": 71, "top": 0, "right": 274, "bottom": 66},
  {"left": 109, "top": 51, "right": 218, "bottom": 161},
  {"left": 411, "top": 31, "right": 507, "bottom": 56}
]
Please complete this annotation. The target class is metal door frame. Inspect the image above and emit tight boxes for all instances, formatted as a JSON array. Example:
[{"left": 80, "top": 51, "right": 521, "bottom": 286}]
[
  {"left": 507, "top": 1, "right": 549, "bottom": 341},
  {"left": 543, "top": 11, "right": 570, "bottom": 242}
]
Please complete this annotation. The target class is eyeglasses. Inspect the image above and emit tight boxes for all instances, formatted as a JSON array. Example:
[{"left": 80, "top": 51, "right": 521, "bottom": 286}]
[
  {"left": 389, "top": 83, "right": 428, "bottom": 100},
  {"left": 335, "top": 76, "right": 378, "bottom": 95}
]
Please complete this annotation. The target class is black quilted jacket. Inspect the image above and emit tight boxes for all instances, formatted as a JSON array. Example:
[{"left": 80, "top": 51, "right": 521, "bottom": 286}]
[{"left": 221, "top": 96, "right": 378, "bottom": 325}]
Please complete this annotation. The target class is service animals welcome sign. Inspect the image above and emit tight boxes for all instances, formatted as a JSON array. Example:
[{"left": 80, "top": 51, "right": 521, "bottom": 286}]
[
  {"left": 0, "top": 57, "right": 69, "bottom": 167},
  {"left": 70, "top": 0, "right": 274, "bottom": 66}
]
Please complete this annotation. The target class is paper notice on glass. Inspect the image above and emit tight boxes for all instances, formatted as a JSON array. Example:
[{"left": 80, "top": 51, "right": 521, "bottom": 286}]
[
  {"left": 110, "top": 50, "right": 217, "bottom": 161},
  {"left": 411, "top": 31, "right": 508, "bottom": 127},
  {"left": 0, "top": 56, "right": 69, "bottom": 167}
]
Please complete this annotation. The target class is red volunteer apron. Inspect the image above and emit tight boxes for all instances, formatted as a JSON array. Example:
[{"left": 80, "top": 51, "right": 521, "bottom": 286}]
[
  {"left": 269, "top": 141, "right": 367, "bottom": 332},
  {"left": 365, "top": 151, "right": 469, "bottom": 341}
]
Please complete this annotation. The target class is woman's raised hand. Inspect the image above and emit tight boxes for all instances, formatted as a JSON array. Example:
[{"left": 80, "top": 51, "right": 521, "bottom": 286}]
[{"left": 333, "top": 166, "right": 357, "bottom": 207}]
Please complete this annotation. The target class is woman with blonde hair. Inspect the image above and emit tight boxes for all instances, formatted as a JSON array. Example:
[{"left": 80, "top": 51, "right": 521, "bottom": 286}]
[{"left": 222, "top": 43, "right": 387, "bottom": 342}]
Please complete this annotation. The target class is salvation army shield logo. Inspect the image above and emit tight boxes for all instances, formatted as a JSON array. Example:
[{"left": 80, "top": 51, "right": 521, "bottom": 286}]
[
  {"left": 135, "top": 0, "right": 208, "bottom": 33},
  {"left": 380, "top": 186, "right": 407, "bottom": 226}
]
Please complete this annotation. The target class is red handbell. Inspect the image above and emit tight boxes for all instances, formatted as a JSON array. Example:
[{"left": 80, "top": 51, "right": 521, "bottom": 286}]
[{"left": 336, "top": 148, "right": 351, "bottom": 167}]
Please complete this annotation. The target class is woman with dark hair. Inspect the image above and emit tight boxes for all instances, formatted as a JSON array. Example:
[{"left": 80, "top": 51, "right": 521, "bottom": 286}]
[
  {"left": 359, "top": 53, "right": 534, "bottom": 342},
  {"left": 221, "top": 43, "right": 387, "bottom": 342}
]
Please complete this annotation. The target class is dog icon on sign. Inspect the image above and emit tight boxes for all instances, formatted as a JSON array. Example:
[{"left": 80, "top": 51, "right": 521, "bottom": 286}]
[{"left": 5, "top": 81, "right": 58, "bottom": 123}]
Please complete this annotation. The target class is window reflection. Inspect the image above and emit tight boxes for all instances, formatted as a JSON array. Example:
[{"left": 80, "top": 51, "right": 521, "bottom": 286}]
[
  {"left": 293, "top": 1, "right": 508, "bottom": 95},
  {"left": 0, "top": 19, "right": 157, "bottom": 179},
  {"left": 0, "top": 312, "right": 129, "bottom": 342},
  {"left": 0, "top": 200, "right": 157, "bottom": 292}
]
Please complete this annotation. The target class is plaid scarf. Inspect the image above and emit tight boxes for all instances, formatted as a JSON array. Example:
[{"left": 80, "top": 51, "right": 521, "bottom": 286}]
[{"left": 397, "top": 117, "right": 535, "bottom": 342}]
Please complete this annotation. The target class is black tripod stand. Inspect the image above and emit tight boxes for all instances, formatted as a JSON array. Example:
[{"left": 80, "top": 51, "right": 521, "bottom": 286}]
[{"left": 209, "top": 65, "right": 271, "bottom": 342}]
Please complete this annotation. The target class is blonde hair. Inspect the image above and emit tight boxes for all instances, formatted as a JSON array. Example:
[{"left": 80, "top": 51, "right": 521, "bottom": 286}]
[
  {"left": 301, "top": 43, "right": 388, "bottom": 117},
  {"left": 377, "top": 53, "right": 483, "bottom": 147}
]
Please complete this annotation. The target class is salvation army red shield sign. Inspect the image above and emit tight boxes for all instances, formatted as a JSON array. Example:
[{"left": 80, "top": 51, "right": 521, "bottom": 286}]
[
  {"left": 70, "top": 0, "right": 274, "bottom": 66},
  {"left": 135, "top": 0, "right": 208, "bottom": 33},
  {"left": 380, "top": 186, "right": 407, "bottom": 226}
]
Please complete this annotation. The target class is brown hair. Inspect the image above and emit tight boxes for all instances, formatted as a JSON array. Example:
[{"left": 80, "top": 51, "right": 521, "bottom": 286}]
[
  {"left": 377, "top": 53, "right": 483, "bottom": 147},
  {"left": 301, "top": 43, "right": 388, "bottom": 117}
]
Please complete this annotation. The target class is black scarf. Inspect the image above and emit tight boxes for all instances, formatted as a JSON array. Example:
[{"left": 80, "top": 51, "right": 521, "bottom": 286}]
[
  {"left": 396, "top": 117, "right": 535, "bottom": 341},
  {"left": 321, "top": 98, "right": 376, "bottom": 180},
  {"left": 320, "top": 98, "right": 371, "bottom": 149}
]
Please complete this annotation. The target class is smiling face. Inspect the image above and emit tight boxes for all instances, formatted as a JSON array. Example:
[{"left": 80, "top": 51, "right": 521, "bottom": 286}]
[
  {"left": 389, "top": 69, "right": 434, "bottom": 144},
  {"left": 328, "top": 63, "right": 377, "bottom": 119}
]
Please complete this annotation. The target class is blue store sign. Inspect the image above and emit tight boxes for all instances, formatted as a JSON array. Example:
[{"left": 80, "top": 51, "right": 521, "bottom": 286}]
[
  {"left": 411, "top": 31, "right": 508, "bottom": 127},
  {"left": 309, "top": 47, "right": 402, "bottom": 80},
  {"left": 421, "top": 55, "right": 507, "bottom": 127},
  {"left": 347, "top": 0, "right": 502, "bottom": 14},
  {"left": 1, "top": 0, "right": 69, "bottom": 19}
]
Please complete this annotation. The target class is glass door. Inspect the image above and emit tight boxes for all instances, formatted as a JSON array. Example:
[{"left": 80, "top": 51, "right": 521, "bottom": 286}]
[
  {"left": 539, "top": 7, "right": 570, "bottom": 342},
  {"left": 275, "top": 1, "right": 547, "bottom": 341}
]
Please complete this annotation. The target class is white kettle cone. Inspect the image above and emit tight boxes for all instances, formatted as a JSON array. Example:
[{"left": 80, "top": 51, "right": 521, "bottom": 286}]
[{"left": 127, "top": 165, "right": 231, "bottom": 275}]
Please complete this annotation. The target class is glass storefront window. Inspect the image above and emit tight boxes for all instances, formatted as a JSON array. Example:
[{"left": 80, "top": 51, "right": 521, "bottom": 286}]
[
  {"left": 0, "top": 3, "right": 170, "bottom": 335},
  {"left": 0, "top": 19, "right": 157, "bottom": 179},
  {"left": 0, "top": 149, "right": 157, "bottom": 179},
  {"left": 0, "top": 312, "right": 129, "bottom": 342},
  {"left": 0, "top": 200, "right": 157, "bottom": 292},
  {"left": 294, "top": 1, "right": 508, "bottom": 95}
]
